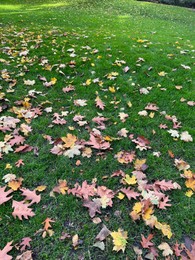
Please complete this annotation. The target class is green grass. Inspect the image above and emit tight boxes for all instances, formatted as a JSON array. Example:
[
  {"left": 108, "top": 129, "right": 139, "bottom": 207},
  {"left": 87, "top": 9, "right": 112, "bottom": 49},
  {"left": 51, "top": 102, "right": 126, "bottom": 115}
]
[{"left": 0, "top": 0, "right": 195, "bottom": 259}]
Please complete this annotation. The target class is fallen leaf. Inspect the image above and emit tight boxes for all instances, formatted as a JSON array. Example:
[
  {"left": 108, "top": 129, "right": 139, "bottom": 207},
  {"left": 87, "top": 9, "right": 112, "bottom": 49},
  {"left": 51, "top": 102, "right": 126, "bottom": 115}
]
[{"left": 111, "top": 229, "right": 128, "bottom": 252}]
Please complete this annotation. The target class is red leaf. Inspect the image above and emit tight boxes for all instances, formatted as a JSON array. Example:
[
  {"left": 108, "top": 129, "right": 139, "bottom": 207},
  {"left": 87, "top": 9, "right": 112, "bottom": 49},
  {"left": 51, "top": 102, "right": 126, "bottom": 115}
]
[
  {"left": 0, "top": 241, "right": 13, "bottom": 260},
  {"left": 158, "top": 196, "right": 172, "bottom": 209},
  {"left": 173, "top": 242, "right": 182, "bottom": 257},
  {"left": 86, "top": 133, "right": 110, "bottom": 150},
  {"left": 140, "top": 234, "right": 154, "bottom": 249},
  {"left": 0, "top": 186, "right": 13, "bottom": 205}
]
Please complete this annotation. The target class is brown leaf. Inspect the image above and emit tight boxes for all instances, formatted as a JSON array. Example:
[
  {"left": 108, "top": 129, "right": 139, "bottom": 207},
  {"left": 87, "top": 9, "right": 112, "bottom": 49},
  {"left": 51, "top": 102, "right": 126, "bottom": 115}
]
[
  {"left": 83, "top": 199, "right": 101, "bottom": 218},
  {"left": 16, "top": 250, "right": 33, "bottom": 260},
  {"left": 95, "top": 225, "right": 111, "bottom": 241}
]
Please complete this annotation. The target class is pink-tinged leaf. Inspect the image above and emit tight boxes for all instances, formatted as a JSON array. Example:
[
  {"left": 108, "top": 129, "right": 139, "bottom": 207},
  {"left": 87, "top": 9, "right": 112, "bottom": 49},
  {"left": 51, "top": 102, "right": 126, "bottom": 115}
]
[
  {"left": 83, "top": 199, "right": 101, "bottom": 218},
  {"left": 86, "top": 133, "right": 110, "bottom": 150},
  {"left": 132, "top": 136, "right": 151, "bottom": 151},
  {"left": 159, "top": 124, "right": 168, "bottom": 129},
  {"left": 173, "top": 242, "right": 182, "bottom": 257},
  {"left": 68, "top": 181, "right": 96, "bottom": 200},
  {"left": 92, "top": 117, "right": 108, "bottom": 125},
  {"left": 123, "top": 66, "right": 130, "bottom": 73},
  {"left": 20, "top": 188, "right": 41, "bottom": 205},
  {"left": 9, "top": 135, "right": 25, "bottom": 146},
  {"left": 184, "top": 241, "right": 195, "bottom": 260},
  {"left": 158, "top": 196, "right": 171, "bottom": 209},
  {"left": 115, "top": 150, "right": 135, "bottom": 164},
  {"left": 95, "top": 96, "right": 105, "bottom": 110},
  {"left": 15, "top": 159, "right": 24, "bottom": 168},
  {"left": 173, "top": 121, "right": 182, "bottom": 129},
  {"left": 12, "top": 200, "right": 35, "bottom": 220},
  {"left": 148, "top": 246, "right": 159, "bottom": 259},
  {"left": 120, "top": 187, "right": 140, "bottom": 200},
  {"left": 111, "top": 170, "right": 126, "bottom": 178},
  {"left": 19, "top": 237, "right": 32, "bottom": 252},
  {"left": 96, "top": 225, "right": 111, "bottom": 241},
  {"left": 50, "top": 145, "right": 63, "bottom": 155},
  {"left": 62, "top": 85, "right": 75, "bottom": 93},
  {"left": 73, "top": 115, "right": 85, "bottom": 122},
  {"left": 14, "top": 145, "right": 33, "bottom": 153},
  {"left": 0, "top": 241, "right": 13, "bottom": 260},
  {"left": 145, "top": 103, "right": 159, "bottom": 111},
  {"left": 0, "top": 186, "right": 13, "bottom": 205},
  {"left": 154, "top": 180, "right": 181, "bottom": 191},
  {"left": 140, "top": 234, "right": 154, "bottom": 249}
]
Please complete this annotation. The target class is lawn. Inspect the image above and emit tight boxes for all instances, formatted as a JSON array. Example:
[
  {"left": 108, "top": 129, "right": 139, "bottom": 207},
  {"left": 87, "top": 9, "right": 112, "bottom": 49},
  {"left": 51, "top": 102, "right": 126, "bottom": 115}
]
[{"left": 0, "top": 0, "right": 195, "bottom": 259}]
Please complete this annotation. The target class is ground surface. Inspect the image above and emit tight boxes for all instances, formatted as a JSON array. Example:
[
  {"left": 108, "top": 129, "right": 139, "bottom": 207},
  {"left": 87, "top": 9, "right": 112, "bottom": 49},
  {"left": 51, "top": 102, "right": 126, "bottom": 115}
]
[{"left": 0, "top": 0, "right": 195, "bottom": 259}]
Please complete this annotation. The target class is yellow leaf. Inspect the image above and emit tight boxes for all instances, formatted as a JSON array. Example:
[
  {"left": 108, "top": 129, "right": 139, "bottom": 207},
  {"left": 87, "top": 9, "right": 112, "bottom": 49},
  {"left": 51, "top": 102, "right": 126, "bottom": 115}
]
[
  {"left": 127, "top": 101, "right": 132, "bottom": 107},
  {"left": 5, "top": 163, "right": 12, "bottom": 169},
  {"left": 61, "top": 133, "right": 77, "bottom": 148},
  {"left": 142, "top": 207, "right": 154, "bottom": 220},
  {"left": 51, "top": 77, "right": 57, "bottom": 85},
  {"left": 185, "top": 190, "right": 194, "bottom": 197},
  {"left": 111, "top": 229, "right": 128, "bottom": 252},
  {"left": 185, "top": 179, "right": 195, "bottom": 191},
  {"left": 86, "top": 79, "right": 91, "bottom": 86},
  {"left": 133, "top": 202, "right": 142, "bottom": 214},
  {"left": 36, "top": 185, "right": 47, "bottom": 192},
  {"left": 117, "top": 192, "right": 125, "bottom": 200},
  {"left": 8, "top": 178, "right": 23, "bottom": 191},
  {"left": 123, "top": 174, "right": 137, "bottom": 185},
  {"left": 149, "top": 112, "right": 155, "bottom": 118},
  {"left": 109, "top": 86, "right": 116, "bottom": 93},
  {"left": 155, "top": 222, "right": 172, "bottom": 239},
  {"left": 158, "top": 71, "right": 167, "bottom": 76}
]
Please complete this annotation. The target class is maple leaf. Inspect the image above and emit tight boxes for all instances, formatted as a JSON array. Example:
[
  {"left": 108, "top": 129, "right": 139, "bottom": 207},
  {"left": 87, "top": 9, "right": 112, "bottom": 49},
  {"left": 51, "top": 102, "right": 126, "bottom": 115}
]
[
  {"left": 117, "top": 128, "right": 129, "bottom": 137},
  {"left": 74, "top": 99, "right": 87, "bottom": 107},
  {"left": 175, "top": 159, "right": 190, "bottom": 171},
  {"left": 2, "top": 174, "right": 16, "bottom": 183},
  {"left": 61, "top": 133, "right": 77, "bottom": 148},
  {"left": 96, "top": 225, "right": 111, "bottom": 241},
  {"left": 140, "top": 234, "right": 154, "bottom": 248},
  {"left": 62, "top": 85, "right": 75, "bottom": 93},
  {"left": 95, "top": 96, "right": 105, "bottom": 110},
  {"left": 0, "top": 241, "right": 13, "bottom": 260},
  {"left": 180, "top": 131, "right": 193, "bottom": 142},
  {"left": 167, "top": 129, "right": 179, "bottom": 138},
  {"left": 83, "top": 199, "right": 101, "bottom": 218},
  {"left": 123, "top": 174, "right": 137, "bottom": 185},
  {"left": 8, "top": 178, "right": 23, "bottom": 191},
  {"left": 19, "top": 237, "right": 32, "bottom": 252},
  {"left": 111, "top": 229, "right": 128, "bottom": 253},
  {"left": 158, "top": 242, "right": 173, "bottom": 256},
  {"left": 86, "top": 132, "right": 110, "bottom": 150},
  {"left": 132, "top": 136, "right": 151, "bottom": 151},
  {"left": 145, "top": 103, "right": 159, "bottom": 111},
  {"left": 20, "top": 188, "right": 41, "bottom": 205},
  {"left": 115, "top": 150, "right": 135, "bottom": 164},
  {"left": 23, "top": 79, "right": 35, "bottom": 86},
  {"left": 12, "top": 200, "right": 35, "bottom": 220},
  {"left": 43, "top": 218, "right": 55, "bottom": 231},
  {"left": 155, "top": 222, "right": 172, "bottom": 239},
  {"left": 0, "top": 186, "right": 13, "bottom": 205},
  {"left": 63, "top": 145, "right": 82, "bottom": 158},
  {"left": 52, "top": 179, "right": 69, "bottom": 194}
]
